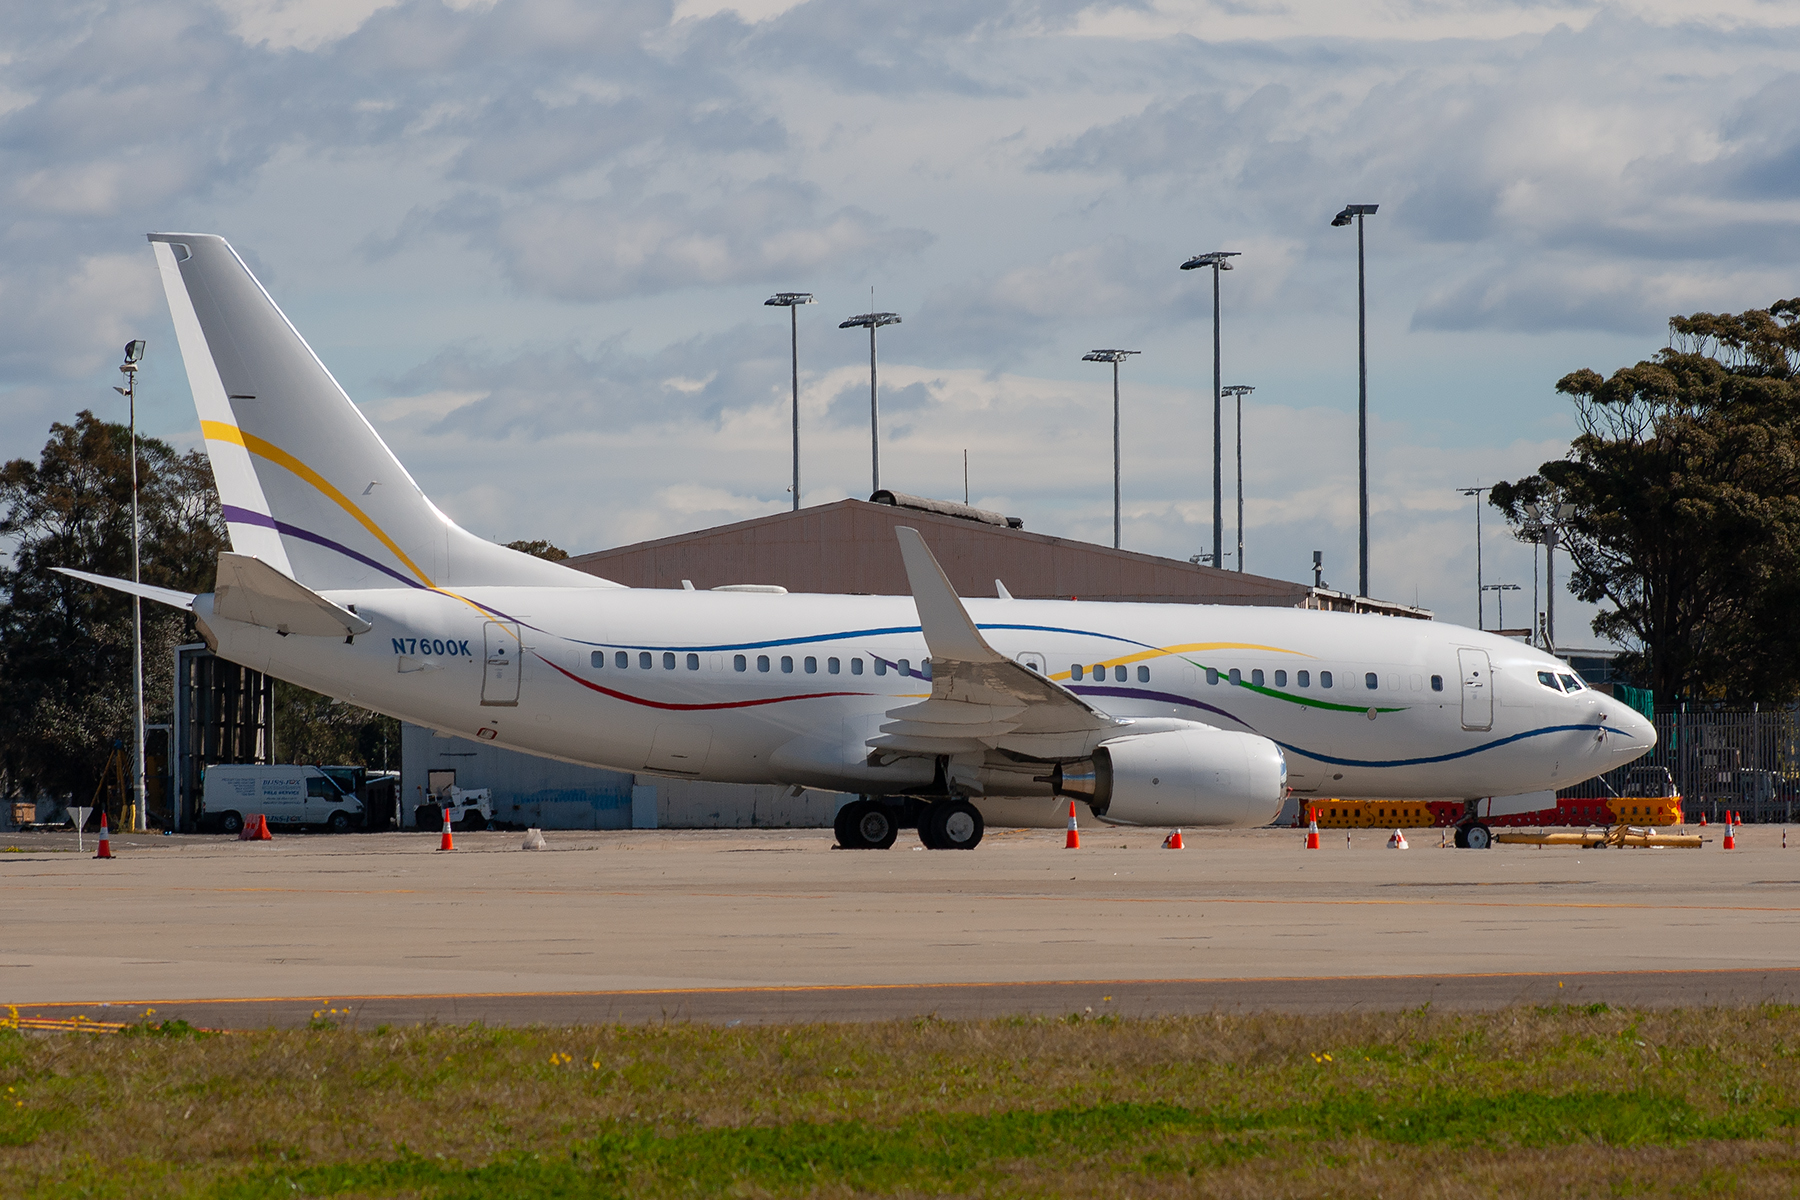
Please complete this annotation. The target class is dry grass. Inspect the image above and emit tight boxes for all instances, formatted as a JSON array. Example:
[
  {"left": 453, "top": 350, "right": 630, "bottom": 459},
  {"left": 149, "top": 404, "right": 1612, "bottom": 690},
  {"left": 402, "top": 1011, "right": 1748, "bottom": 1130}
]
[{"left": 2, "top": 1005, "right": 1798, "bottom": 1197}]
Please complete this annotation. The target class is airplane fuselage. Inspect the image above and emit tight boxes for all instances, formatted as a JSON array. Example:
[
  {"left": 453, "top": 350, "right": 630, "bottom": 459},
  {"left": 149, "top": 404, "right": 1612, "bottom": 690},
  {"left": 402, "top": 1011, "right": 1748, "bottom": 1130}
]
[{"left": 195, "top": 585, "right": 1653, "bottom": 825}]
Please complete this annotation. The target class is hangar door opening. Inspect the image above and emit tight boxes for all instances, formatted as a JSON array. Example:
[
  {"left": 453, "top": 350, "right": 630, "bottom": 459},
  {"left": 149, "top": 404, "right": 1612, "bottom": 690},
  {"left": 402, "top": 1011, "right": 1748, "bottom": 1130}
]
[{"left": 482, "top": 621, "right": 521, "bottom": 706}]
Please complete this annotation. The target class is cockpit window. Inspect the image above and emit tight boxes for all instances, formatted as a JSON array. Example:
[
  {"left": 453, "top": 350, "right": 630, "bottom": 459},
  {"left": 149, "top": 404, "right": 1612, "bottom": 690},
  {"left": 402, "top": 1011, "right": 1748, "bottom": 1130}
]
[
  {"left": 1558, "top": 674, "right": 1584, "bottom": 692},
  {"left": 1537, "top": 671, "right": 1563, "bottom": 691}
]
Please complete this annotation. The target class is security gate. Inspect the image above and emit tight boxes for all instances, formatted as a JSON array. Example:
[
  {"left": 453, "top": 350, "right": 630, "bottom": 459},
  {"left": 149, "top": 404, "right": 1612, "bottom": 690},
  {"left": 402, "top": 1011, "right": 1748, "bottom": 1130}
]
[
  {"left": 481, "top": 621, "right": 521, "bottom": 706},
  {"left": 1458, "top": 647, "right": 1492, "bottom": 731}
]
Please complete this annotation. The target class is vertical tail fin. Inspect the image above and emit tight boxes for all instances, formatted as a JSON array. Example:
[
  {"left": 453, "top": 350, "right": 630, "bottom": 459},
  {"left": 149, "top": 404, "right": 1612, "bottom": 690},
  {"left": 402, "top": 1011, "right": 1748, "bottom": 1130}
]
[{"left": 148, "top": 233, "right": 617, "bottom": 592}]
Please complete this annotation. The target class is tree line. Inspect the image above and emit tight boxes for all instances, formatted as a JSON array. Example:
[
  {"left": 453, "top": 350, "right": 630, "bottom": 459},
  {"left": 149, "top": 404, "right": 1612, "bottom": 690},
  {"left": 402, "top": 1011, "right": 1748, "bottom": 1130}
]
[{"left": 1491, "top": 298, "right": 1800, "bottom": 710}]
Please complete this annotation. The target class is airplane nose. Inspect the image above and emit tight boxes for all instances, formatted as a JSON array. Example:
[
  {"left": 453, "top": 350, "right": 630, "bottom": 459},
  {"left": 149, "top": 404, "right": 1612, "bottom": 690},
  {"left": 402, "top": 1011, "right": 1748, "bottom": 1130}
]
[{"left": 1606, "top": 697, "right": 1656, "bottom": 753}]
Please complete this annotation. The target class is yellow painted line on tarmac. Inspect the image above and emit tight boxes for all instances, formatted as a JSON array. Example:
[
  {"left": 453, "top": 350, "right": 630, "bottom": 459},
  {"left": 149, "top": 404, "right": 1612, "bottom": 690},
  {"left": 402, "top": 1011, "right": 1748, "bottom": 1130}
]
[{"left": 11, "top": 963, "right": 1800, "bottom": 1011}]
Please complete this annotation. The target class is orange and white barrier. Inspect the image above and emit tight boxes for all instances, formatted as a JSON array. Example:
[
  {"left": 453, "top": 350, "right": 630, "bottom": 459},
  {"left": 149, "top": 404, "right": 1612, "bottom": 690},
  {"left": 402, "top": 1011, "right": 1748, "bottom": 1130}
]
[
  {"left": 1387, "top": 828, "right": 1409, "bottom": 850},
  {"left": 1162, "top": 829, "right": 1184, "bottom": 850}
]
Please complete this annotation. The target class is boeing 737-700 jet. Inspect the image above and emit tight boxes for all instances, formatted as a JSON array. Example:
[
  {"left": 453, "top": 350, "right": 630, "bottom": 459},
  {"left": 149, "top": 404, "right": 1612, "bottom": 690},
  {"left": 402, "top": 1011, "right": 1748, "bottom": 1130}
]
[{"left": 61, "top": 234, "right": 1655, "bottom": 850}]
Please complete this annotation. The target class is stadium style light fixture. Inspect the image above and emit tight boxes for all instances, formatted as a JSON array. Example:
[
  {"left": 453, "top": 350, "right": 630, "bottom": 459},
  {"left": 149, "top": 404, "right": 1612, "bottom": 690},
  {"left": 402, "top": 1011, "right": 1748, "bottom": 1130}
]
[
  {"left": 1083, "top": 349, "right": 1141, "bottom": 550},
  {"left": 1330, "top": 203, "right": 1378, "bottom": 597},
  {"left": 839, "top": 310, "right": 902, "bottom": 495},
  {"left": 1180, "top": 251, "right": 1239, "bottom": 573},
  {"left": 1458, "top": 484, "right": 1489, "bottom": 629},
  {"left": 114, "top": 339, "right": 148, "bottom": 832},
  {"left": 1482, "top": 582, "right": 1522, "bottom": 633},
  {"left": 1220, "top": 385, "right": 1255, "bottom": 573},
  {"left": 764, "top": 293, "right": 814, "bottom": 511}
]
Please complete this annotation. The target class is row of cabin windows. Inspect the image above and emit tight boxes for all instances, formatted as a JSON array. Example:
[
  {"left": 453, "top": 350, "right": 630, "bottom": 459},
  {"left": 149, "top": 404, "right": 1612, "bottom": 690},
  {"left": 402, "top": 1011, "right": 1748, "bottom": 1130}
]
[
  {"left": 588, "top": 650, "right": 925, "bottom": 678},
  {"left": 1070, "top": 664, "right": 1152, "bottom": 683},
  {"left": 1204, "top": 666, "right": 1446, "bottom": 693}
]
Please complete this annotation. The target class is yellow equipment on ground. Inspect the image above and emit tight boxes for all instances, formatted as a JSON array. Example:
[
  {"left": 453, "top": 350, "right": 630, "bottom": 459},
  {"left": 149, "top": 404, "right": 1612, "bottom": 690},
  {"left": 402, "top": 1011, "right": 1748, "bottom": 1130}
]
[{"left": 1495, "top": 825, "right": 1703, "bottom": 849}]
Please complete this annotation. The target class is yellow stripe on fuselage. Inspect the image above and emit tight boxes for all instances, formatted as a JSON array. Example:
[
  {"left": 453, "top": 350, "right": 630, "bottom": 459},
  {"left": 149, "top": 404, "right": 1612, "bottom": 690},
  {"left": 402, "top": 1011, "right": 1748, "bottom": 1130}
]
[
  {"left": 201, "top": 420, "right": 435, "bottom": 588},
  {"left": 1048, "top": 641, "right": 1312, "bottom": 683}
]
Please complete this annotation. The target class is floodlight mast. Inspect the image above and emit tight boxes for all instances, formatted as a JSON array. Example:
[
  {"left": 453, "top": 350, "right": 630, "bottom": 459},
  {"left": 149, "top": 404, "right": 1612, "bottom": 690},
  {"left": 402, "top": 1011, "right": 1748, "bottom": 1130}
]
[
  {"left": 114, "top": 339, "right": 148, "bottom": 832},
  {"left": 1330, "top": 204, "right": 1378, "bottom": 597},
  {"left": 838, "top": 311, "right": 901, "bottom": 495},
  {"left": 1220, "top": 385, "right": 1255, "bottom": 572},
  {"left": 1083, "top": 350, "right": 1140, "bottom": 550},
  {"left": 764, "top": 293, "right": 814, "bottom": 511},
  {"left": 1180, "top": 251, "right": 1239, "bottom": 572},
  {"left": 1457, "top": 485, "right": 1489, "bottom": 629}
]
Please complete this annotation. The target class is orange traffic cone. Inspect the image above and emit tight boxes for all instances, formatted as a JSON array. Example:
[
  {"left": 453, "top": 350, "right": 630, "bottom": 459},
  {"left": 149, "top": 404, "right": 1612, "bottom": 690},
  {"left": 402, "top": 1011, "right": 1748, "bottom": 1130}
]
[
  {"left": 1163, "top": 828, "right": 1185, "bottom": 850},
  {"left": 94, "top": 811, "right": 114, "bottom": 860},
  {"left": 1387, "top": 828, "right": 1409, "bottom": 850},
  {"left": 439, "top": 806, "right": 456, "bottom": 852},
  {"left": 1305, "top": 808, "right": 1321, "bottom": 850},
  {"left": 1722, "top": 812, "right": 1736, "bottom": 850},
  {"left": 1700, "top": 812, "right": 1707, "bottom": 827},
  {"left": 1064, "top": 801, "right": 1080, "bottom": 849}
]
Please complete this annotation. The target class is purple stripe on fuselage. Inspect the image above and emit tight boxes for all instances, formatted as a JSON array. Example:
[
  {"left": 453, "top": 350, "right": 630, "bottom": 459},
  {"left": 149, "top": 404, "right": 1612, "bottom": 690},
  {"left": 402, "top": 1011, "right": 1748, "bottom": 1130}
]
[{"left": 1069, "top": 685, "right": 1253, "bottom": 729}]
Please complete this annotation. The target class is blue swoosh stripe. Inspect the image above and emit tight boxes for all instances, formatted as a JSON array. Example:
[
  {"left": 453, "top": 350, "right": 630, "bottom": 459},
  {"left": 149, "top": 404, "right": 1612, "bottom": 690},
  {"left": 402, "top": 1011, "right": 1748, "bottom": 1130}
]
[{"left": 1279, "top": 722, "right": 1631, "bottom": 769}]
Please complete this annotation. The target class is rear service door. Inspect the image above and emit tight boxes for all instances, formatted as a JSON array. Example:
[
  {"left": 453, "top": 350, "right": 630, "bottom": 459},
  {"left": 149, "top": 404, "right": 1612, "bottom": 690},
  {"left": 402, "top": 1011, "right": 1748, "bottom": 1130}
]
[
  {"left": 1458, "top": 648, "right": 1492, "bottom": 731},
  {"left": 482, "top": 621, "right": 521, "bottom": 706}
]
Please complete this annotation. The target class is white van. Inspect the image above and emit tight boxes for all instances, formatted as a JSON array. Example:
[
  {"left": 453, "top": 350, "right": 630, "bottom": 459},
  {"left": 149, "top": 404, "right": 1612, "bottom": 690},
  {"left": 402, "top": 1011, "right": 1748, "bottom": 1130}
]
[{"left": 201, "top": 765, "right": 367, "bottom": 833}]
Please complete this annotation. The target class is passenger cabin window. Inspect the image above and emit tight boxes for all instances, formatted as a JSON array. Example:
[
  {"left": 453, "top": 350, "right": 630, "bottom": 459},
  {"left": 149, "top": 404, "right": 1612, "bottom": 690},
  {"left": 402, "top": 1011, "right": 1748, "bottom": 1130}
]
[
  {"left": 734, "top": 654, "right": 747, "bottom": 672},
  {"left": 1321, "top": 671, "right": 1333, "bottom": 688},
  {"left": 615, "top": 651, "right": 628, "bottom": 669},
  {"left": 686, "top": 653, "right": 699, "bottom": 671},
  {"left": 1537, "top": 671, "right": 1562, "bottom": 691},
  {"left": 1365, "top": 672, "right": 1378, "bottom": 690},
  {"left": 898, "top": 658, "right": 910, "bottom": 675},
  {"left": 1091, "top": 663, "right": 1105, "bottom": 680},
  {"left": 1137, "top": 665, "right": 1150, "bottom": 682},
  {"left": 1430, "top": 674, "right": 1443, "bottom": 691},
  {"left": 1275, "top": 670, "right": 1287, "bottom": 687},
  {"left": 1113, "top": 665, "right": 1125, "bottom": 682},
  {"left": 1559, "top": 674, "right": 1584, "bottom": 692},
  {"left": 663, "top": 652, "right": 676, "bottom": 670},
  {"left": 1071, "top": 664, "right": 1084, "bottom": 681},
  {"left": 874, "top": 659, "right": 887, "bottom": 676},
  {"left": 1205, "top": 668, "right": 1219, "bottom": 685},
  {"left": 828, "top": 657, "right": 840, "bottom": 674},
  {"left": 757, "top": 655, "right": 770, "bottom": 672},
  {"left": 851, "top": 658, "right": 863, "bottom": 675},
  {"left": 1297, "top": 670, "right": 1310, "bottom": 687},
  {"left": 1251, "top": 669, "right": 1264, "bottom": 687},
  {"left": 1228, "top": 668, "right": 1241, "bottom": 686},
  {"left": 639, "top": 652, "right": 652, "bottom": 669},
  {"left": 781, "top": 655, "right": 794, "bottom": 673},
  {"left": 804, "top": 656, "right": 817, "bottom": 674},
  {"left": 590, "top": 651, "right": 605, "bottom": 668}
]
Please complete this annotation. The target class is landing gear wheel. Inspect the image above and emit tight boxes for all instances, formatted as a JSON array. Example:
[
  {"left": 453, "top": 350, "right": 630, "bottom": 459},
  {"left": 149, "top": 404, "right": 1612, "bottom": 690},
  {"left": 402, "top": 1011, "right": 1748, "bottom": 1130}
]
[
  {"left": 835, "top": 801, "right": 897, "bottom": 849},
  {"left": 932, "top": 801, "right": 984, "bottom": 850},
  {"left": 1464, "top": 823, "right": 1493, "bottom": 850}
]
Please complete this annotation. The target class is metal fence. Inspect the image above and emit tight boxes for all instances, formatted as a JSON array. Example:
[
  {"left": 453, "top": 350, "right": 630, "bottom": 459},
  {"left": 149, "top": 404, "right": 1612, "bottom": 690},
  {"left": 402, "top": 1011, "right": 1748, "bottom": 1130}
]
[{"left": 1561, "top": 709, "right": 1800, "bottom": 824}]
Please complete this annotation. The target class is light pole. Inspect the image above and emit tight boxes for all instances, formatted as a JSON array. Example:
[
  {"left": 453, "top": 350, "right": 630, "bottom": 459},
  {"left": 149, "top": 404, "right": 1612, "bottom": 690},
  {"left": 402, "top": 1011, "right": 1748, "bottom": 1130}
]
[
  {"left": 113, "top": 339, "right": 147, "bottom": 832},
  {"left": 838, "top": 310, "right": 901, "bottom": 495},
  {"left": 1220, "top": 384, "right": 1254, "bottom": 572},
  {"left": 1525, "top": 502, "right": 1577, "bottom": 653},
  {"left": 1457, "top": 485, "right": 1489, "bottom": 629},
  {"left": 1083, "top": 350, "right": 1141, "bottom": 550},
  {"left": 764, "top": 293, "right": 813, "bottom": 511},
  {"left": 1180, "top": 251, "right": 1240, "bottom": 572},
  {"left": 1331, "top": 204, "right": 1378, "bottom": 597},
  {"left": 1482, "top": 582, "right": 1521, "bottom": 632}
]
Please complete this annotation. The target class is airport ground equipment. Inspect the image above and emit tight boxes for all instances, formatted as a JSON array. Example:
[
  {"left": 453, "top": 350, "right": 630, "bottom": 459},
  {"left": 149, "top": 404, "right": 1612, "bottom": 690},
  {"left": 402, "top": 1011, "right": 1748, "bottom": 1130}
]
[
  {"left": 414, "top": 786, "right": 494, "bottom": 832},
  {"left": 1496, "top": 824, "right": 1702, "bottom": 849}
]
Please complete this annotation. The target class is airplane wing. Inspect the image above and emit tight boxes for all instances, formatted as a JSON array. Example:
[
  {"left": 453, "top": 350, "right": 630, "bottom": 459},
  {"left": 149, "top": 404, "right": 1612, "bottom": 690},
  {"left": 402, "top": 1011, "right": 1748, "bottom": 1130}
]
[
  {"left": 53, "top": 569, "right": 197, "bottom": 611},
  {"left": 872, "top": 527, "right": 1122, "bottom": 763}
]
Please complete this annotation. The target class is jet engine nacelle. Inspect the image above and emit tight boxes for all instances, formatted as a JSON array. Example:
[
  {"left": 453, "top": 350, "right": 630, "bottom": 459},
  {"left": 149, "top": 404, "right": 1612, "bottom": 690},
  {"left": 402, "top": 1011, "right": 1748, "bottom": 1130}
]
[{"left": 1056, "top": 729, "right": 1287, "bottom": 828}]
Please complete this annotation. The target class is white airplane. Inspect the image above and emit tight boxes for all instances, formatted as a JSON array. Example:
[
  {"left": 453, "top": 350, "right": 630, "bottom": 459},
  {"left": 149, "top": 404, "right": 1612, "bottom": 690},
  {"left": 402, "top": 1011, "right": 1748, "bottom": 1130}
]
[{"left": 62, "top": 234, "right": 1655, "bottom": 851}]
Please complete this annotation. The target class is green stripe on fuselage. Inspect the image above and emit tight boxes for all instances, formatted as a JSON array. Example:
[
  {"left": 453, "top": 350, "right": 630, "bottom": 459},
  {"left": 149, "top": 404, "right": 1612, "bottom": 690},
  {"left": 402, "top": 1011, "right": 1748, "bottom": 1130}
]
[{"left": 1180, "top": 658, "right": 1409, "bottom": 715}]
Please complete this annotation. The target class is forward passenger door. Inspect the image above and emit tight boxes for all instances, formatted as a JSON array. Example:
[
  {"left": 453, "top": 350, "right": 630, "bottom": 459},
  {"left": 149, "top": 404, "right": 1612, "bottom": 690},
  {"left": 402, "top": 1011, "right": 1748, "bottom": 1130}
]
[{"left": 1458, "top": 648, "right": 1492, "bottom": 731}]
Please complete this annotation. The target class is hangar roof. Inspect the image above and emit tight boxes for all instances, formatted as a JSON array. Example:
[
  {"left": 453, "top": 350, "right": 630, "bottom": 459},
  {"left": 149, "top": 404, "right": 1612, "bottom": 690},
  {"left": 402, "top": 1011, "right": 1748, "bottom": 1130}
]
[{"left": 565, "top": 497, "right": 1431, "bottom": 618}]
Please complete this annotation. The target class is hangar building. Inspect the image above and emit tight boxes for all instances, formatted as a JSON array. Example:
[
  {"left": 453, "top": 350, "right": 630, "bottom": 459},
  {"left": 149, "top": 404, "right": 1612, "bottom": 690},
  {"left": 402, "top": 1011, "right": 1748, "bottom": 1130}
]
[{"left": 401, "top": 494, "right": 1429, "bottom": 830}]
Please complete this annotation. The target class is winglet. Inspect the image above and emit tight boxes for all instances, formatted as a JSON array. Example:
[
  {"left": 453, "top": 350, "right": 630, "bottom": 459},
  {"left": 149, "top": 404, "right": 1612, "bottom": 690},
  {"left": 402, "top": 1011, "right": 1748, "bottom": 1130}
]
[
  {"left": 895, "top": 527, "right": 1002, "bottom": 663},
  {"left": 995, "top": 579, "right": 1013, "bottom": 600}
]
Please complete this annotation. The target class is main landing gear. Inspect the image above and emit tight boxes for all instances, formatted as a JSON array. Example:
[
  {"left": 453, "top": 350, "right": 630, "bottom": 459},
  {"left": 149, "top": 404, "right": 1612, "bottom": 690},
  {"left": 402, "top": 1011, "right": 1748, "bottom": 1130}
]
[
  {"left": 834, "top": 798, "right": 984, "bottom": 850},
  {"left": 1453, "top": 823, "right": 1493, "bottom": 849}
]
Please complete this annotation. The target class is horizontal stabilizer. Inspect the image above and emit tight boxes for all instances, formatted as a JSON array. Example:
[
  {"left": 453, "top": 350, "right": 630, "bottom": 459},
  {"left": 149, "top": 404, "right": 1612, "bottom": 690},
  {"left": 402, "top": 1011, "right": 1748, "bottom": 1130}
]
[
  {"left": 52, "top": 569, "right": 196, "bottom": 611},
  {"left": 213, "top": 552, "right": 372, "bottom": 637}
]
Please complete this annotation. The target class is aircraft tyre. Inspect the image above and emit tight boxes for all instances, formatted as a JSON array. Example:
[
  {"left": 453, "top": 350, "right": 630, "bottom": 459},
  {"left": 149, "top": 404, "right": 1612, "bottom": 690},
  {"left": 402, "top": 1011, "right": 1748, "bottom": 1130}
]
[
  {"left": 924, "top": 801, "right": 984, "bottom": 850},
  {"left": 835, "top": 801, "right": 898, "bottom": 850},
  {"left": 1463, "top": 822, "right": 1493, "bottom": 850}
]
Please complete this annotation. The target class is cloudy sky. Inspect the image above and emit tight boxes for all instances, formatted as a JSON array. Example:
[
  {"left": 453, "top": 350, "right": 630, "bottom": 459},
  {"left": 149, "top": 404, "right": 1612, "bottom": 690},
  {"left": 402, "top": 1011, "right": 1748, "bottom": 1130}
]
[{"left": 4, "top": 0, "right": 1798, "bottom": 641}]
